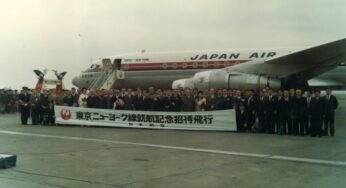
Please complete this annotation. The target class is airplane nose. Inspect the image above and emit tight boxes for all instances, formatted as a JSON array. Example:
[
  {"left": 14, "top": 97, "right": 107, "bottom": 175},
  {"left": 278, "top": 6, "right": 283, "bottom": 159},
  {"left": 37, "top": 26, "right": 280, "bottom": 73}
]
[{"left": 72, "top": 76, "right": 78, "bottom": 86}]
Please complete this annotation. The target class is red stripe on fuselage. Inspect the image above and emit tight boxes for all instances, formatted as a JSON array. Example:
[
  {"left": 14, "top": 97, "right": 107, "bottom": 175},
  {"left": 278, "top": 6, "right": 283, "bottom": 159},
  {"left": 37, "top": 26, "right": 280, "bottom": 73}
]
[{"left": 121, "top": 60, "right": 249, "bottom": 71}]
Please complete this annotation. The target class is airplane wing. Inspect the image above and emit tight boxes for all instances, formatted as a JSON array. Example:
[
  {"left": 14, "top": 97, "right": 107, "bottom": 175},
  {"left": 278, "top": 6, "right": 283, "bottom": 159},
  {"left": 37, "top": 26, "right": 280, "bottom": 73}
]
[{"left": 226, "top": 38, "right": 346, "bottom": 80}]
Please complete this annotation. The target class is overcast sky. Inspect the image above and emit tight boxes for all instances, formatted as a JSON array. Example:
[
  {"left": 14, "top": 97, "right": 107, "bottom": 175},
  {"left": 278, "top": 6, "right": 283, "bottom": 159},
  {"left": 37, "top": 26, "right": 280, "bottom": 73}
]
[{"left": 1, "top": 0, "right": 345, "bottom": 90}]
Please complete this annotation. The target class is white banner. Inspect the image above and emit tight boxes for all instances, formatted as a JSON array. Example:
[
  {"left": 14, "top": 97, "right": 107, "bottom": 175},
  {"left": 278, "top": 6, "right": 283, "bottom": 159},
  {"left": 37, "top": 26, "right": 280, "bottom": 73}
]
[{"left": 55, "top": 106, "right": 236, "bottom": 131}]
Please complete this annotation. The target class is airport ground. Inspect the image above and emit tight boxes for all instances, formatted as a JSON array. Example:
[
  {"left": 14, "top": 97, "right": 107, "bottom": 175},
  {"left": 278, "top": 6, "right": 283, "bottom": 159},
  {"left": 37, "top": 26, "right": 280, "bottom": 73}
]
[{"left": 0, "top": 94, "right": 346, "bottom": 188}]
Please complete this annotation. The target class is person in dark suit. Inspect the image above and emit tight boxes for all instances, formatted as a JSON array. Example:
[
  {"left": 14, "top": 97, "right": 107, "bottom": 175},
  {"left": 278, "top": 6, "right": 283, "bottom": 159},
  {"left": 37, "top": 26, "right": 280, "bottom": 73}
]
[
  {"left": 63, "top": 91, "right": 73, "bottom": 106},
  {"left": 257, "top": 90, "right": 268, "bottom": 133},
  {"left": 236, "top": 103, "right": 249, "bottom": 132},
  {"left": 98, "top": 92, "right": 107, "bottom": 109},
  {"left": 170, "top": 90, "right": 181, "bottom": 112},
  {"left": 305, "top": 91, "right": 313, "bottom": 135},
  {"left": 292, "top": 89, "right": 307, "bottom": 136},
  {"left": 278, "top": 90, "right": 292, "bottom": 135},
  {"left": 30, "top": 90, "right": 41, "bottom": 125},
  {"left": 207, "top": 88, "right": 218, "bottom": 111},
  {"left": 18, "top": 87, "right": 31, "bottom": 125},
  {"left": 288, "top": 88, "right": 297, "bottom": 134},
  {"left": 233, "top": 90, "right": 244, "bottom": 110},
  {"left": 141, "top": 92, "right": 152, "bottom": 111},
  {"left": 266, "top": 89, "right": 278, "bottom": 134},
  {"left": 62, "top": 90, "right": 73, "bottom": 106},
  {"left": 310, "top": 90, "right": 324, "bottom": 137},
  {"left": 245, "top": 90, "right": 257, "bottom": 132},
  {"left": 39, "top": 90, "right": 50, "bottom": 124},
  {"left": 109, "top": 90, "right": 118, "bottom": 109},
  {"left": 275, "top": 90, "right": 283, "bottom": 133},
  {"left": 133, "top": 89, "right": 142, "bottom": 111},
  {"left": 161, "top": 90, "right": 172, "bottom": 111},
  {"left": 86, "top": 91, "right": 96, "bottom": 108},
  {"left": 43, "top": 100, "right": 55, "bottom": 125},
  {"left": 70, "top": 88, "right": 79, "bottom": 107},
  {"left": 218, "top": 89, "right": 234, "bottom": 110},
  {"left": 181, "top": 89, "right": 195, "bottom": 112},
  {"left": 323, "top": 88, "right": 338, "bottom": 136},
  {"left": 103, "top": 90, "right": 112, "bottom": 109},
  {"left": 150, "top": 93, "right": 161, "bottom": 111},
  {"left": 123, "top": 90, "right": 135, "bottom": 110}
]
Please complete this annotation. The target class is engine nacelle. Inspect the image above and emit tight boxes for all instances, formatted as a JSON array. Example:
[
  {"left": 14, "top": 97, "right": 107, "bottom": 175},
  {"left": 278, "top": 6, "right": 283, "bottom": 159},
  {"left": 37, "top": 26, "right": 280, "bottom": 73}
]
[
  {"left": 228, "top": 73, "right": 281, "bottom": 90},
  {"left": 192, "top": 70, "right": 229, "bottom": 90},
  {"left": 172, "top": 70, "right": 229, "bottom": 90},
  {"left": 172, "top": 78, "right": 194, "bottom": 89},
  {"left": 172, "top": 70, "right": 281, "bottom": 91}
]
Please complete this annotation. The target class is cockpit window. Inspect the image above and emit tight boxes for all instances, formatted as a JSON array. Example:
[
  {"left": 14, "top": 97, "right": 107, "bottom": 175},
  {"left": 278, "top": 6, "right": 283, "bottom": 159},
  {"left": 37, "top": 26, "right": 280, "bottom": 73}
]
[{"left": 84, "top": 64, "right": 101, "bottom": 72}]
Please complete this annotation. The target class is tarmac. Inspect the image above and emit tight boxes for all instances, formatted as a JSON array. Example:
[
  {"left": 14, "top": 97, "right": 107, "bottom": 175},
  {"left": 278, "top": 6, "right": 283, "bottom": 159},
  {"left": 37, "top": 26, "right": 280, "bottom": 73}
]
[{"left": 0, "top": 94, "right": 346, "bottom": 188}]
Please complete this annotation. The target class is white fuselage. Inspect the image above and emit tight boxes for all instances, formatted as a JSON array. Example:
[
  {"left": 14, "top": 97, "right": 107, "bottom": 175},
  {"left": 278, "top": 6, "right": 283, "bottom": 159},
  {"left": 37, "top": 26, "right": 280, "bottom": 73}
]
[
  {"left": 72, "top": 48, "right": 346, "bottom": 90},
  {"left": 72, "top": 49, "right": 288, "bottom": 89}
]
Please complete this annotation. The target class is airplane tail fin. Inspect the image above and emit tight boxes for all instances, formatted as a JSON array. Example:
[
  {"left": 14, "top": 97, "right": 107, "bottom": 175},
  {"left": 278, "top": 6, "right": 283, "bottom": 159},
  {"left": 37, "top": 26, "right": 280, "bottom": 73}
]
[
  {"left": 55, "top": 80, "right": 63, "bottom": 94},
  {"left": 56, "top": 72, "right": 67, "bottom": 80},
  {"left": 35, "top": 79, "right": 44, "bottom": 92},
  {"left": 33, "top": 70, "right": 45, "bottom": 80}
]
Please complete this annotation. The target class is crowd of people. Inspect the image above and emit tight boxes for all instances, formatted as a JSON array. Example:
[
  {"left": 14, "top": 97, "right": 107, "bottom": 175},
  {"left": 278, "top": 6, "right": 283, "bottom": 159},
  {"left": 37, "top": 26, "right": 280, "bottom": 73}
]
[
  {"left": 0, "top": 89, "right": 19, "bottom": 114},
  {"left": 2, "top": 86, "right": 338, "bottom": 137}
]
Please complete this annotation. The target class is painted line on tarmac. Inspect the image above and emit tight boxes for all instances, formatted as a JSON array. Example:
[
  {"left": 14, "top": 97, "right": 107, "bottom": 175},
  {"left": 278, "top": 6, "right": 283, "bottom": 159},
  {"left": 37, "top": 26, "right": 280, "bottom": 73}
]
[{"left": 1, "top": 130, "right": 346, "bottom": 167}]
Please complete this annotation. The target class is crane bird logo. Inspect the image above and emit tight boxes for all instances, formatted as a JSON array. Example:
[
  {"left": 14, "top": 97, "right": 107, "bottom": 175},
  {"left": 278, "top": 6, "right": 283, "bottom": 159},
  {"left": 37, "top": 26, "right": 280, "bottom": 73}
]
[{"left": 60, "top": 109, "right": 72, "bottom": 120}]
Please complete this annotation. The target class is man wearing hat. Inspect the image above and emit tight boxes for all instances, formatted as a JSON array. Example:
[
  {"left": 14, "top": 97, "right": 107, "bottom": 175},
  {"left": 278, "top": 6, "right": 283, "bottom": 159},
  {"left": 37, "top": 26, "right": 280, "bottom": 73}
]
[{"left": 18, "top": 87, "right": 31, "bottom": 125}]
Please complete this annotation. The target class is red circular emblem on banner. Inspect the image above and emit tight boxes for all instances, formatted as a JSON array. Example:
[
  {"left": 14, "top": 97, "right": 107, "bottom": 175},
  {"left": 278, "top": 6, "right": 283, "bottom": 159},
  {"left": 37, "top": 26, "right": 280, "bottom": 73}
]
[{"left": 60, "top": 109, "right": 71, "bottom": 120}]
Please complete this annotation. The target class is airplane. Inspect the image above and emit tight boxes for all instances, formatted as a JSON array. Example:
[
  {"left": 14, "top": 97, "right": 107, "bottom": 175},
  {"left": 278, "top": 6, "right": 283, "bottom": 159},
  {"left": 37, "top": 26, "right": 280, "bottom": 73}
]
[{"left": 72, "top": 38, "right": 346, "bottom": 91}]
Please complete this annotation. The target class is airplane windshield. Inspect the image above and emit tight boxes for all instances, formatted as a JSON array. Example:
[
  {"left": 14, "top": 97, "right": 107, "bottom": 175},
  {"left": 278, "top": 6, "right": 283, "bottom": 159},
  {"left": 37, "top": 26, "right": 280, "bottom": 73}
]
[{"left": 84, "top": 64, "right": 101, "bottom": 72}]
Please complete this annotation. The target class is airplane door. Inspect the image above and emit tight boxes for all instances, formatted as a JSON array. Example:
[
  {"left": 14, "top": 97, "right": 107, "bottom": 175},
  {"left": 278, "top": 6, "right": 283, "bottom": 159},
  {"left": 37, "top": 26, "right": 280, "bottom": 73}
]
[
  {"left": 113, "top": 59, "right": 122, "bottom": 70},
  {"left": 113, "top": 59, "right": 125, "bottom": 80}
]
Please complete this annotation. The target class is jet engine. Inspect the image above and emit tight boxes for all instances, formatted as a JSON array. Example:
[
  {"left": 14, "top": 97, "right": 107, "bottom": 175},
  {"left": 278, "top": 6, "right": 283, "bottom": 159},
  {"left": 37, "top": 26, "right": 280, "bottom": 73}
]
[
  {"left": 171, "top": 78, "right": 194, "bottom": 89},
  {"left": 227, "top": 72, "right": 281, "bottom": 90},
  {"left": 172, "top": 70, "right": 281, "bottom": 90}
]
